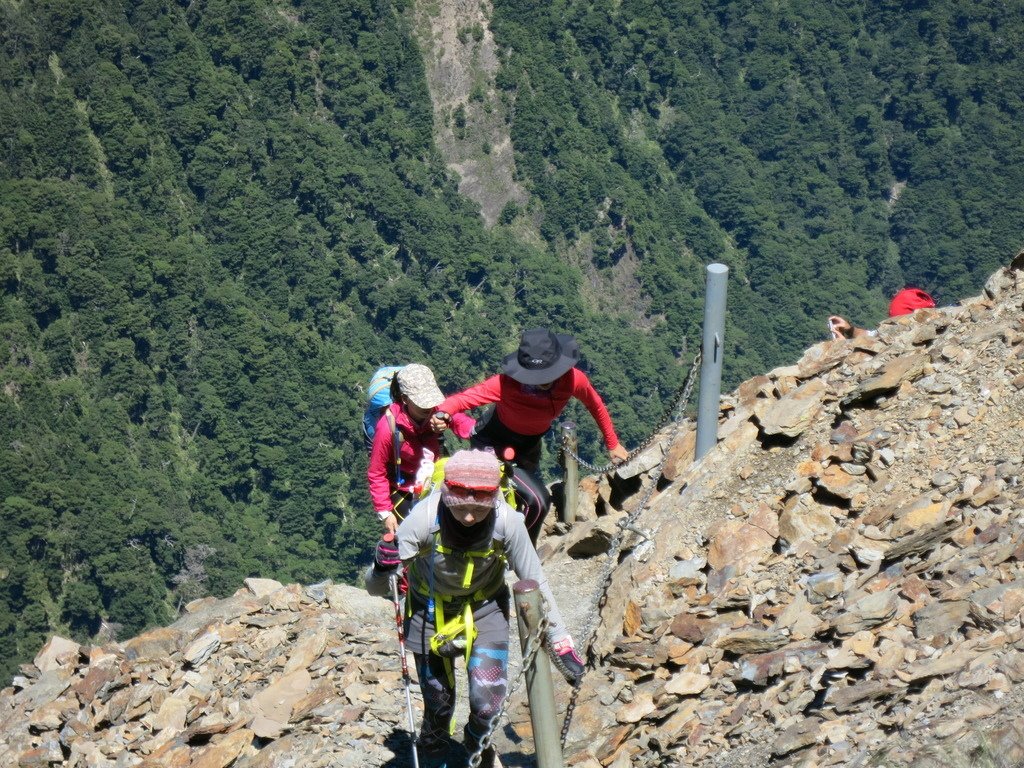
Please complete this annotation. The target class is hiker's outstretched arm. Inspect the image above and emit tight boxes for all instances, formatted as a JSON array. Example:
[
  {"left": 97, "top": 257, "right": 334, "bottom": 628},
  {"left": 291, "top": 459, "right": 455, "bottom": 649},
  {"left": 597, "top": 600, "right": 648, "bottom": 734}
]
[
  {"left": 569, "top": 369, "right": 621, "bottom": 451},
  {"left": 435, "top": 375, "right": 503, "bottom": 416},
  {"left": 502, "top": 506, "right": 569, "bottom": 642}
]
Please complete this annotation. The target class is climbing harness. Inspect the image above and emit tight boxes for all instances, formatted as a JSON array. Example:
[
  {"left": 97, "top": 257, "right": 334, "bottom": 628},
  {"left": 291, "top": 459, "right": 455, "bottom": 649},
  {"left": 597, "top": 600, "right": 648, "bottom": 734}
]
[
  {"left": 429, "top": 600, "right": 477, "bottom": 659},
  {"left": 414, "top": 515, "right": 507, "bottom": 691}
]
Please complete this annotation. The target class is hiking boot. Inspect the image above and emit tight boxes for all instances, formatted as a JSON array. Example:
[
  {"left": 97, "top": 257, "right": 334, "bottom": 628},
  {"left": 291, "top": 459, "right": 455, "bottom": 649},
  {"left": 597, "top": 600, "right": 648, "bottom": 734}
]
[{"left": 419, "top": 753, "right": 447, "bottom": 768}]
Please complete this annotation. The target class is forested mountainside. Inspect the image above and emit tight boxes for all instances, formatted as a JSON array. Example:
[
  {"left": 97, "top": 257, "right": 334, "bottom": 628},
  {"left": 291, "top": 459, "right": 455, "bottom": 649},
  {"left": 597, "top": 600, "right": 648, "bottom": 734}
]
[
  {"left": 1, "top": 0, "right": 1022, "bottom": 683},
  {"left": 2, "top": 261, "right": 1023, "bottom": 767}
]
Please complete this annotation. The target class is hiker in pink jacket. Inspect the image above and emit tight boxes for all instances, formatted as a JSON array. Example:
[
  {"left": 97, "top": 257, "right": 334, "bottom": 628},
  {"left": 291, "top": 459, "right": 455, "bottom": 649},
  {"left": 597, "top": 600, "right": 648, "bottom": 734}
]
[
  {"left": 367, "top": 364, "right": 474, "bottom": 533},
  {"left": 431, "top": 328, "right": 628, "bottom": 472}
]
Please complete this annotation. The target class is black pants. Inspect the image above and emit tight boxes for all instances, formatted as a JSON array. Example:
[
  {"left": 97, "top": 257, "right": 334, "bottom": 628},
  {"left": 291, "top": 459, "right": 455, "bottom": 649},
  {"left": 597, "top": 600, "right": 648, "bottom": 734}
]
[{"left": 390, "top": 489, "right": 414, "bottom": 521}]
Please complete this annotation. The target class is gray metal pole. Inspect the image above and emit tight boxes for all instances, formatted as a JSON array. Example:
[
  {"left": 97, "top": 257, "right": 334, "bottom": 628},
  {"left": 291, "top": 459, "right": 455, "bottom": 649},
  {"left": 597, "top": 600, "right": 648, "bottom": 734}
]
[
  {"left": 559, "top": 422, "right": 578, "bottom": 527},
  {"left": 513, "top": 579, "right": 564, "bottom": 768},
  {"left": 695, "top": 263, "right": 729, "bottom": 460}
]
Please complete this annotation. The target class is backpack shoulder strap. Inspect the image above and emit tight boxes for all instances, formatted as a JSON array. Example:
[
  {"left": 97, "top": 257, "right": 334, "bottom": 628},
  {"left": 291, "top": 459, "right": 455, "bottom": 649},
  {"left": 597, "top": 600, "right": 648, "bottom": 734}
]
[{"left": 384, "top": 407, "right": 403, "bottom": 486}]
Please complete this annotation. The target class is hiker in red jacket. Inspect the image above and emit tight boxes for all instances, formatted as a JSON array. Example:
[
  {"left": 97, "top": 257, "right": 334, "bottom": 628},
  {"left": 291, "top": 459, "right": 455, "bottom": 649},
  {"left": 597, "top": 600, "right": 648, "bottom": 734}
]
[
  {"left": 829, "top": 287, "right": 936, "bottom": 339},
  {"left": 367, "top": 364, "right": 475, "bottom": 534},
  {"left": 431, "top": 328, "right": 628, "bottom": 472}
]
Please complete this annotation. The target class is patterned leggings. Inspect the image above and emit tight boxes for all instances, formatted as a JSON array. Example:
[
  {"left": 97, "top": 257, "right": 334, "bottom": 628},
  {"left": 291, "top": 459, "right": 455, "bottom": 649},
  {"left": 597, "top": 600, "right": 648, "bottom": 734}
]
[{"left": 411, "top": 598, "right": 510, "bottom": 750}]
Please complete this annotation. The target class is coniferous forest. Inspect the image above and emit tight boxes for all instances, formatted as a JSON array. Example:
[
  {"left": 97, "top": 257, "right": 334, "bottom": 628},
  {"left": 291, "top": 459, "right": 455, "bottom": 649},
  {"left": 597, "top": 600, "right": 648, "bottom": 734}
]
[{"left": 1, "top": 0, "right": 1022, "bottom": 680}]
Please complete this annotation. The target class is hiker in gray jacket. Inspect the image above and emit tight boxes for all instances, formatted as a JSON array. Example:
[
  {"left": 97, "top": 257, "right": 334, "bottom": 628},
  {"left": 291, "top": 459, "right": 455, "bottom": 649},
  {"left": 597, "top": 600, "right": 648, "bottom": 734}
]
[{"left": 366, "top": 449, "right": 583, "bottom": 768}]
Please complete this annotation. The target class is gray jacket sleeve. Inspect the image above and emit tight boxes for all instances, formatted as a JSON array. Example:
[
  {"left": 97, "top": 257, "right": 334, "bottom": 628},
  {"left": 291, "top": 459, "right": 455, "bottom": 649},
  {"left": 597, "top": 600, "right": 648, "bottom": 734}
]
[
  {"left": 363, "top": 496, "right": 437, "bottom": 598},
  {"left": 500, "top": 503, "right": 570, "bottom": 643},
  {"left": 363, "top": 563, "right": 392, "bottom": 598},
  {"left": 396, "top": 493, "right": 438, "bottom": 559}
]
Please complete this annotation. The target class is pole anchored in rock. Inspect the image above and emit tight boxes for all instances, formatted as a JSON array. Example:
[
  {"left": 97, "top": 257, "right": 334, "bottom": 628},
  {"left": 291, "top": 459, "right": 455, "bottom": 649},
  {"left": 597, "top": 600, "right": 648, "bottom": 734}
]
[
  {"left": 559, "top": 421, "right": 578, "bottom": 527},
  {"left": 696, "top": 263, "right": 729, "bottom": 460},
  {"left": 513, "top": 579, "right": 564, "bottom": 768}
]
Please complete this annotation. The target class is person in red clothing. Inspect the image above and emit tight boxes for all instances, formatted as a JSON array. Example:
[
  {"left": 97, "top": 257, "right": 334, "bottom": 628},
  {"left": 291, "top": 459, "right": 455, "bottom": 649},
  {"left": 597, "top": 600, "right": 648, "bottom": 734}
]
[
  {"left": 368, "top": 364, "right": 475, "bottom": 534},
  {"left": 430, "top": 328, "right": 629, "bottom": 473},
  {"left": 888, "top": 287, "right": 936, "bottom": 318},
  {"left": 829, "top": 287, "right": 936, "bottom": 339}
]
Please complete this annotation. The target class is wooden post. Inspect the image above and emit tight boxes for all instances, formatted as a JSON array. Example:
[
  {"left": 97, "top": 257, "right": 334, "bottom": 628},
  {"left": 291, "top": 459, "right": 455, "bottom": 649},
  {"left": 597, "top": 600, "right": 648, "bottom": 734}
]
[{"left": 514, "top": 580, "right": 564, "bottom": 768}]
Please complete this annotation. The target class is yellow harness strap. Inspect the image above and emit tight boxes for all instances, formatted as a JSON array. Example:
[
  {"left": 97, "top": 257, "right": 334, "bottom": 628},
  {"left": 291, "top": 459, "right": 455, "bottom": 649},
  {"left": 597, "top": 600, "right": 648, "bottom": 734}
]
[
  {"left": 430, "top": 597, "right": 477, "bottom": 696},
  {"left": 422, "top": 538, "right": 506, "bottom": 691},
  {"left": 434, "top": 541, "right": 502, "bottom": 592}
]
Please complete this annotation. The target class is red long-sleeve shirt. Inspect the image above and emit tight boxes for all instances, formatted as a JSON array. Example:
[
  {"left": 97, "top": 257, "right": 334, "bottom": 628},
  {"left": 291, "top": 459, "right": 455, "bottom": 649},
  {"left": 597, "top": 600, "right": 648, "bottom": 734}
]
[
  {"left": 367, "top": 403, "right": 475, "bottom": 514},
  {"left": 437, "top": 369, "right": 620, "bottom": 449}
]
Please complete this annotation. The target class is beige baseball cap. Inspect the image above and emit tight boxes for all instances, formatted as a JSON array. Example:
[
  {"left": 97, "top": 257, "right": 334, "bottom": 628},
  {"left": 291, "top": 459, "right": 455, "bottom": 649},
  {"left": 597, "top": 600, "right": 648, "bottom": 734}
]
[{"left": 396, "top": 364, "right": 444, "bottom": 409}]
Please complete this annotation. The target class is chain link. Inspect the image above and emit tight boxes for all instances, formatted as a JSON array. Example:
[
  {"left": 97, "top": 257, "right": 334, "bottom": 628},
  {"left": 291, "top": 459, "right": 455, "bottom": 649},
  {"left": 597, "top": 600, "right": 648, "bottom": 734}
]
[
  {"left": 559, "top": 351, "right": 702, "bottom": 748},
  {"left": 560, "top": 350, "right": 703, "bottom": 474},
  {"left": 465, "top": 610, "right": 550, "bottom": 768}
]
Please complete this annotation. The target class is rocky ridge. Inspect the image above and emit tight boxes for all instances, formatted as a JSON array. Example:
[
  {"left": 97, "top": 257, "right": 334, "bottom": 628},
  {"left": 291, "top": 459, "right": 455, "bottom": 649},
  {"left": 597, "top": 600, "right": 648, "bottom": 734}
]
[
  {"left": 555, "top": 252, "right": 1024, "bottom": 767},
  {"left": 1, "top": 255, "right": 1023, "bottom": 767}
]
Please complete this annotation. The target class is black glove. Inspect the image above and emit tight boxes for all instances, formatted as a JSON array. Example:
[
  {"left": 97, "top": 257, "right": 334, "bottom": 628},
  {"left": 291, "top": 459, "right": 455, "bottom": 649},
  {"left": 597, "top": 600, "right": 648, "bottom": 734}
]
[
  {"left": 374, "top": 535, "right": 400, "bottom": 572},
  {"left": 549, "top": 635, "right": 585, "bottom": 686}
]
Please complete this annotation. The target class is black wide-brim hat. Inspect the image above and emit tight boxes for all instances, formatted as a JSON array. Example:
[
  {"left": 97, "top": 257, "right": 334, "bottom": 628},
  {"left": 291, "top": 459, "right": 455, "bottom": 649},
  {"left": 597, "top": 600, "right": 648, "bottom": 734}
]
[{"left": 502, "top": 328, "right": 580, "bottom": 385}]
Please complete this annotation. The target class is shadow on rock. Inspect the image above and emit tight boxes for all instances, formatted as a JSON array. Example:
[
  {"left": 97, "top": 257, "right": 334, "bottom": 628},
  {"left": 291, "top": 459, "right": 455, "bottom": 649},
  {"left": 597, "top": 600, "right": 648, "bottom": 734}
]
[{"left": 380, "top": 727, "right": 419, "bottom": 768}]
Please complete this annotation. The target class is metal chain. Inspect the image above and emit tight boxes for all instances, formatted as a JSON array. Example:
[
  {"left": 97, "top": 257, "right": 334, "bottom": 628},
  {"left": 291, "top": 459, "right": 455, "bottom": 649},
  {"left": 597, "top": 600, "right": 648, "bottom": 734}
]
[
  {"left": 465, "top": 610, "right": 551, "bottom": 768},
  {"left": 557, "top": 460, "right": 668, "bottom": 747},
  {"left": 559, "top": 352, "right": 703, "bottom": 748},
  {"left": 560, "top": 350, "right": 703, "bottom": 475}
]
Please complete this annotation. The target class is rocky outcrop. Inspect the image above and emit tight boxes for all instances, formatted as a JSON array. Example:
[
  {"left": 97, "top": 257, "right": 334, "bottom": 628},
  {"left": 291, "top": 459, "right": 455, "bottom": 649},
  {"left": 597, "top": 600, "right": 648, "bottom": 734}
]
[
  {"left": 555, "top": 253, "right": 1024, "bottom": 767},
  {"left": 2, "top": 255, "right": 1023, "bottom": 767},
  {"left": 0, "top": 580, "right": 404, "bottom": 767}
]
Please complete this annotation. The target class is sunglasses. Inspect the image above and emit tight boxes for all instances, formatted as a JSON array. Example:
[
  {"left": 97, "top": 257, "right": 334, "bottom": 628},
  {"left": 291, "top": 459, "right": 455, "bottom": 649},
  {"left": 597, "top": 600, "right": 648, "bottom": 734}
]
[{"left": 446, "top": 482, "right": 497, "bottom": 501}]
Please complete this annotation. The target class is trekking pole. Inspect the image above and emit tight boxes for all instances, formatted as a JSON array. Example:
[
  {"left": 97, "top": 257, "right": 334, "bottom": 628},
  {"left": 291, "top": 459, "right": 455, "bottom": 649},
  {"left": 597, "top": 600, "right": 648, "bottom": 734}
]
[{"left": 388, "top": 551, "right": 420, "bottom": 768}]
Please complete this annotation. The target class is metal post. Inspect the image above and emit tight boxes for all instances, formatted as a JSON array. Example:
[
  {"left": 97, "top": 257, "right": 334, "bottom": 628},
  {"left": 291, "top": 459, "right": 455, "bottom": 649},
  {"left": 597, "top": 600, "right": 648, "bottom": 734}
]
[
  {"left": 513, "top": 580, "right": 564, "bottom": 768},
  {"left": 559, "top": 422, "right": 578, "bottom": 527},
  {"left": 695, "top": 263, "right": 729, "bottom": 460}
]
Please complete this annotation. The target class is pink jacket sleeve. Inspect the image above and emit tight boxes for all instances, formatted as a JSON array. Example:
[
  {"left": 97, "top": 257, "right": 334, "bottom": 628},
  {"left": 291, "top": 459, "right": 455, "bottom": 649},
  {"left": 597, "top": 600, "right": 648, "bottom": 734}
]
[
  {"left": 367, "top": 413, "right": 396, "bottom": 513},
  {"left": 449, "top": 412, "right": 476, "bottom": 440},
  {"left": 571, "top": 370, "right": 621, "bottom": 450}
]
